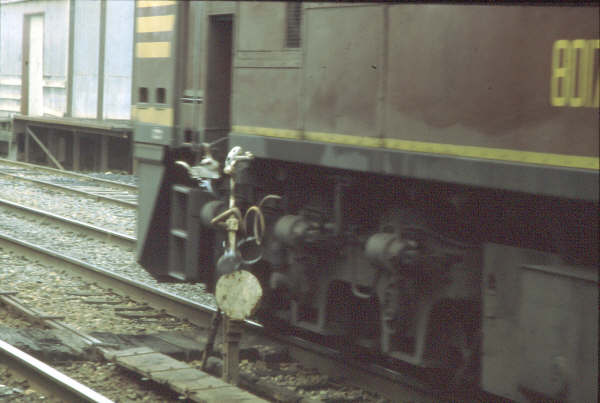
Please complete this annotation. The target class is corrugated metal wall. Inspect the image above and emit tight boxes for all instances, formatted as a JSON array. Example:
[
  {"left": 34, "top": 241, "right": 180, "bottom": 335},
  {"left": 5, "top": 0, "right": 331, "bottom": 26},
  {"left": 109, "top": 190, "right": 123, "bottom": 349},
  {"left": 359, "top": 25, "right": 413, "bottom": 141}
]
[
  {"left": 0, "top": 0, "right": 69, "bottom": 117},
  {"left": 71, "top": 0, "right": 100, "bottom": 118},
  {"left": 103, "top": 0, "right": 133, "bottom": 120},
  {"left": 0, "top": 0, "right": 133, "bottom": 120}
]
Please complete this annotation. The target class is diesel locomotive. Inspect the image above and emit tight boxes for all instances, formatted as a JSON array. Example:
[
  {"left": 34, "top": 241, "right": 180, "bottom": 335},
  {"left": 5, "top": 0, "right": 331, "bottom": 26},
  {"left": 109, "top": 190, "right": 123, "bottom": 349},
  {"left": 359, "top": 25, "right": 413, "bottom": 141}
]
[{"left": 132, "top": 2, "right": 599, "bottom": 401}]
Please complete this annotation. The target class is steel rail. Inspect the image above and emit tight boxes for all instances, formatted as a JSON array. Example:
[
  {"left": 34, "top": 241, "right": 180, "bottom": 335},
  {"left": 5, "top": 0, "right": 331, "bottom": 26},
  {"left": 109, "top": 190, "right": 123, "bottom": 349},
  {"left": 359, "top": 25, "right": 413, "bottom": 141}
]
[
  {"left": 0, "top": 157, "right": 137, "bottom": 191},
  {"left": 0, "top": 170, "right": 137, "bottom": 208},
  {"left": 0, "top": 339, "right": 113, "bottom": 402},
  {"left": 0, "top": 196, "right": 135, "bottom": 248},
  {"left": 0, "top": 230, "right": 446, "bottom": 402},
  {"left": 0, "top": 291, "right": 118, "bottom": 351},
  {"left": 0, "top": 230, "right": 216, "bottom": 332}
]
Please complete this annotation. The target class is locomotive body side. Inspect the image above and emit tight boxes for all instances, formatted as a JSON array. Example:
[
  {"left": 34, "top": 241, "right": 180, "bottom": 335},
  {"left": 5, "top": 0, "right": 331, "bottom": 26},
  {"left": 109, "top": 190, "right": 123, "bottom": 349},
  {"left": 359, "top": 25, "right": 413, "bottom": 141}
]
[
  {"left": 132, "top": 2, "right": 599, "bottom": 402},
  {"left": 230, "top": 3, "right": 599, "bottom": 200}
]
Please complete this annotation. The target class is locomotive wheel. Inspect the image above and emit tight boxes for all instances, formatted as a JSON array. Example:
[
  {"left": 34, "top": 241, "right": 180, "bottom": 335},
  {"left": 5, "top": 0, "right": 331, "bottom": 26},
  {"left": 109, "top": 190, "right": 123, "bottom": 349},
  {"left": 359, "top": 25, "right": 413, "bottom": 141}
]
[{"left": 424, "top": 302, "right": 480, "bottom": 391}]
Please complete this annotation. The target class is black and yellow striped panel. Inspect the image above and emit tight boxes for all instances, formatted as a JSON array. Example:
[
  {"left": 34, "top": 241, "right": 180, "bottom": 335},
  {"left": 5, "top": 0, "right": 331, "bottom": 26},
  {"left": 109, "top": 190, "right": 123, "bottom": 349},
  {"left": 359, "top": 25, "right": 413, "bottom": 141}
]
[
  {"left": 135, "top": 1, "right": 175, "bottom": 59},
  {"left": 133, "top": 0, "right": 179, "bottom": 129}
]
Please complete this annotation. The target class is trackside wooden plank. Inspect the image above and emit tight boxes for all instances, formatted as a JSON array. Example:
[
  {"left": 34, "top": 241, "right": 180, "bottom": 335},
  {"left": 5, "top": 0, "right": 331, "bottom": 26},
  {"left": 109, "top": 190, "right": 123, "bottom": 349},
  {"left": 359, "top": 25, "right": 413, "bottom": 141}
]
[
  {"left": 115, "top": 351, "right": 189, "bottom": 373},
  {"left": 108, "top": 347, "right": 267, "bottom": 402},
  {"left": 191, "top": 387, "right": 265, "bottom": 402},
  {"left": 108, "top": 346, "right": 154, "bottom": 357},
  {"left": 150, "top": 367, "right": 211, "bottom": 386}
]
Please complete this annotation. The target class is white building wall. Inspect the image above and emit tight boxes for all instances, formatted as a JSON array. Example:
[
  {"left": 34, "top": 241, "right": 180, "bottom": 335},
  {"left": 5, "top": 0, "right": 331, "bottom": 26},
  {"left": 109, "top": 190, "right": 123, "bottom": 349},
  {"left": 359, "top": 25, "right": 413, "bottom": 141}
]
[
  {"left": 0, "top": 0, "right": 68, "bottom": 117},
  {"left": 0, "top": 0, "right": 133, "bottom": 120},
  {"left": 103, "top": 0, "right": 133, "bottom": 120},
  {"left": 71, "top": 0, "right": 100, "bottom": 118}
]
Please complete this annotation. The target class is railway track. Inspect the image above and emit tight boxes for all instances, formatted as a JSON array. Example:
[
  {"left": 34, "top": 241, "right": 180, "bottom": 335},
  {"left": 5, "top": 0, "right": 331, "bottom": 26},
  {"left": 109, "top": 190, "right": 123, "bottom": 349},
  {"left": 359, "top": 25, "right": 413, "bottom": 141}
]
[
  {"left": 0, "top": 283, "right": 266, "bottom": 403},
  {"left": 0, "top": 196, "right": 134, "bottom": 248},
  {"left": 0, "top": 158, "right": 137, "bottom": 207},
  {"left": 0, "top": 214, "right": 438, "bottom": 402},
  {"left": 0, "top": 339, "right": 112, "bottom": 402},
  {"left": 0, "top": 231, "right": 382, "bottom": 401},
  {"left": 0, "top": 163, "right": 135, "bottom": 237}
]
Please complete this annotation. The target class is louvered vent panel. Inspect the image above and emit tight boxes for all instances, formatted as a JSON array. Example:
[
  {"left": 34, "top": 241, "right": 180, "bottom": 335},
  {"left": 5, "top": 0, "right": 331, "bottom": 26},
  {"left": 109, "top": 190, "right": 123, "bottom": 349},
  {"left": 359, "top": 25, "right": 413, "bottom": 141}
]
[{"left": 286, "top": 3, "right": 301, "bottom": 48}]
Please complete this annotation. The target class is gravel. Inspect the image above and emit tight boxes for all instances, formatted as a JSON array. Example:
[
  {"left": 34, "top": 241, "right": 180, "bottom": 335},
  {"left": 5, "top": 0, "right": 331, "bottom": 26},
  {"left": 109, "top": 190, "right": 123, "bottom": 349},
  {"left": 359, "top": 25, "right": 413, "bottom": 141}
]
[
  {"left": 55, "top": 361, "right": 181, "bottom": 402},
  {"left": 0, "top": 169, "right": 218, "bottom": 307},
  {"left": 0, "top": 250, "right": 196, "bottom": 335},
  {"left": 0, "top": 162, "right": 138, "bottom": 188},
  {"left": 0, "top": 250, "right": 196, "bottom": 402},
  {"left": 190, "top": 358, "right": 389, "bottom": 402},
  {"left": 0, "top": 309, "right": 37, "bottom": 329},
  {"left": 0, "top": 205, "right": 215, "bottom": 308},
  {"left": 0, "top": 233, "right": 207, "bottom": 403},
  {"left": 0, "top": 354, "right": 184, "bottom": 402},
  {"left": 0, "top": 365, "right": 60, "bottom": 403},
  {"left": 0, "top": 167, "right": 213, "bottom": 312},
  {"left": 0, "top": 176, "right": 136, "bottom": 236},
  {"left": 77, "top": 171, "right": 138, "bottom": 187}
]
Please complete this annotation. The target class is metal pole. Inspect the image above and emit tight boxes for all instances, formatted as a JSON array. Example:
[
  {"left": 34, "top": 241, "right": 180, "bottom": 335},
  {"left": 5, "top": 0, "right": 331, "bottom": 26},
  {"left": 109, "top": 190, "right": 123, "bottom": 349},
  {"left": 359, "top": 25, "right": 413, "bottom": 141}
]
[
  {"left": 25, "top": 126, "right": 65, "bottom": 170},
  {"left": 97, "top": 0, "right": 107, "bottom": 120},
  {"left": 191, "top": 2, "right": 201, "bottom": 142},
  {"left": 66, "top": 0, "right": 75, "bottom": 117},
  {"left": 8, "top": 137, "right": 17, "bottom": 160},
  {"left": 222, "top": 317, "right": 241, "bottom": 385},
  {"left": 72, "top": 131, "right": 80, "bottom": 170},
  {"left": 100, "top": 135, "right": 108, "bottom": 172},
  {"left": 24, "top": 128, "right": 30, "bottom": 163}
]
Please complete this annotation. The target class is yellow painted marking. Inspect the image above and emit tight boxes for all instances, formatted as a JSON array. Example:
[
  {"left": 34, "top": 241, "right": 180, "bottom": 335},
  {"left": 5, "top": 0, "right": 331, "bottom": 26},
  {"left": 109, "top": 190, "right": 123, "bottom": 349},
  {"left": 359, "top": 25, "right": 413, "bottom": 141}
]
[
  {"left": 137, "top": 0, "right": 175, "bottom": 8},
  {"left": 137, "top": 15, "right": 174, "bottom": 33},
  {"left": 551, "top": 39, "right": 600, "bottom": 108},
  {"left": 136, "top": 42, "right": 170, "bottom": 58},
  {"left": 132, "top": 106, "right": 173, "bottom": 126},
  {"left": 383, "top": 139, "right": 599, "bottom": 170},
  {"left": 551, "top": 40, "right": 570, "bottom": 107},
  {"left": 569, "top": 39, "right": 588, "bottom": 107},
  {"left": 232, "top": 126, "right": 599, "bottom": 170},
  {"left": 305, "top": 131, "right": 382, "bottom": 148},
  {"left": 232, "top": 125, "right": 300, "bottom": 139}
]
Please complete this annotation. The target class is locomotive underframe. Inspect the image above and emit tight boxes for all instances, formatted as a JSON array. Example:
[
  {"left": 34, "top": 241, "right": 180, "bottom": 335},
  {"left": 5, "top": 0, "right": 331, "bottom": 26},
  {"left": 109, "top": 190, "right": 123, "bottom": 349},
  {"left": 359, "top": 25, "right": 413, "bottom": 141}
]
[{"left": 135, "top": 141, "right": 597, "bottom": 401}]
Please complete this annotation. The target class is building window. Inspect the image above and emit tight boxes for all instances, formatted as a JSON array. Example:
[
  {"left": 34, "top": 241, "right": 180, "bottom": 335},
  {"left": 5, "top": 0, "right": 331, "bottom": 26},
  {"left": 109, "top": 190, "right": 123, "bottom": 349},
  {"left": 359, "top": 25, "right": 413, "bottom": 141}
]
[{"left": 286, "top": 3, "right": 302, "bottom": 48}]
